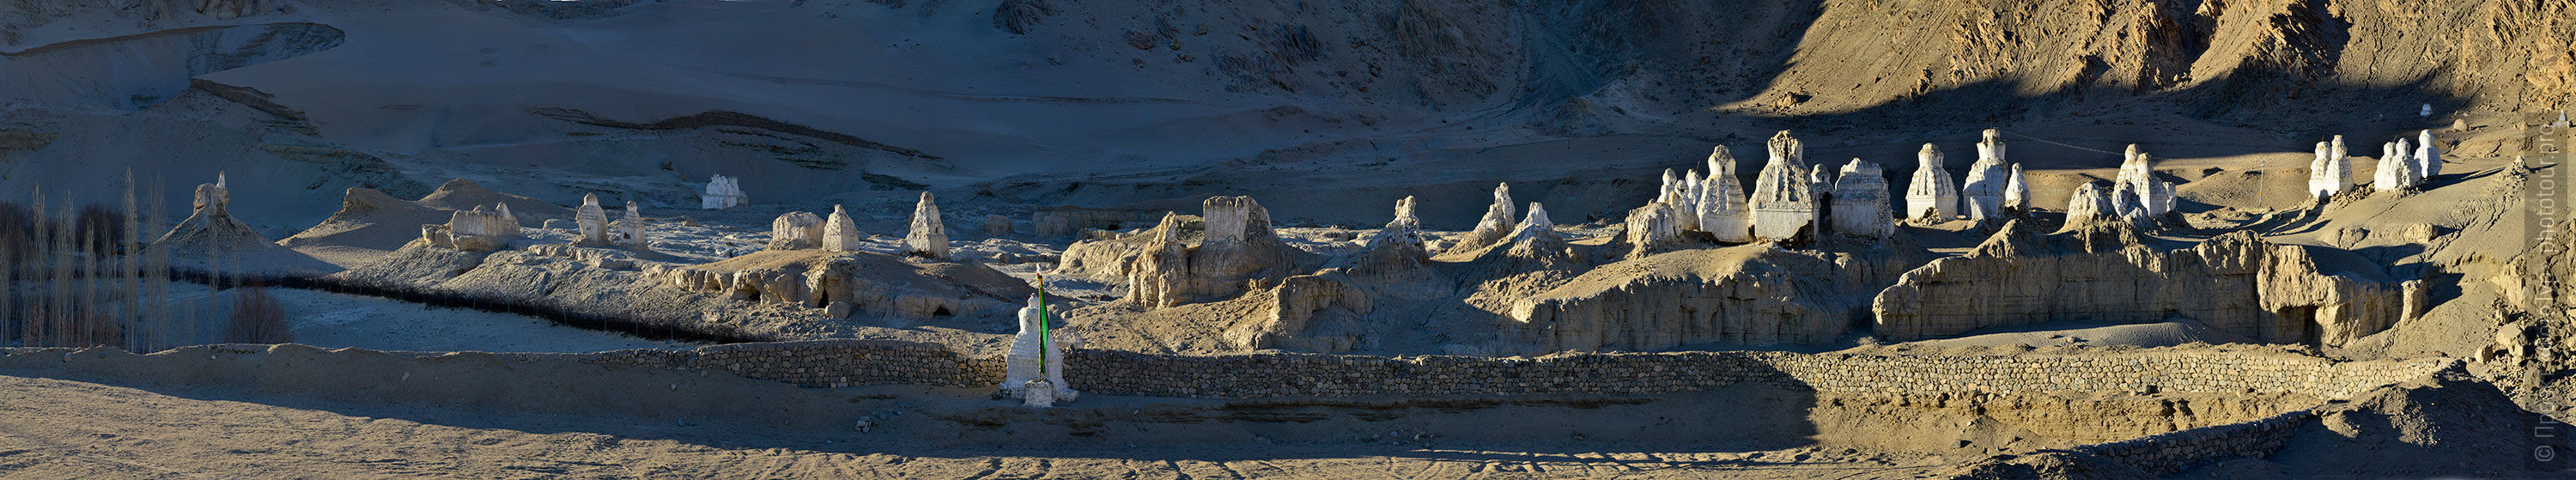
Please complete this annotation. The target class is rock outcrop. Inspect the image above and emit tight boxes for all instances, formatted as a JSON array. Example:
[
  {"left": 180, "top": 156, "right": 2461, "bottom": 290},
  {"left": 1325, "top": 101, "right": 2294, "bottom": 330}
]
[
  {"left": 1698, "top": 146, "right": 1754, "bottom": 243},
  {"left": 1959, "top": 129, "right": 2010, "bottom": 221},
  {"left": 700, "top": 174, "right": 746, "bottom": 210},
  {"left": 903, "top": 191, "right": 948, "bottom": 258},
  {"left": 1505, "top": 245, "right": 1901, "bottom": 351},
  {"left": 1455, "top": 183, "right": 1518, "bottom": 252},
  {"left": 823, "top": 205, "right": 864, "bottom": 252},
  {"left": 1123, "top": 197, "right": 1315, "bottom": 308},
  {"left": 1830, "top": 159, "right": 1893, "bottom": 238},
  {"left": 1874, "top": 228, "right": 2403, "bottom": 346},
  {"left": 1904, "top": 143, "right": 1959, "bottom": 222},
  {"left": 1748, "top": 131, "right": 1816, "bottom": 240},
  {"left": 574, "top": 193, "right": 611, "bottom": 246},
  {"left": 768, "top": 211, "right": 824, "bottom": 251}
]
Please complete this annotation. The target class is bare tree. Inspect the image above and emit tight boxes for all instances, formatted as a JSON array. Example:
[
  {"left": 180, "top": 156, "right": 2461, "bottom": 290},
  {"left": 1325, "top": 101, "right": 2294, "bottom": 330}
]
[{"left": 222, "top": 283, "right": 290, "bottom": 344}]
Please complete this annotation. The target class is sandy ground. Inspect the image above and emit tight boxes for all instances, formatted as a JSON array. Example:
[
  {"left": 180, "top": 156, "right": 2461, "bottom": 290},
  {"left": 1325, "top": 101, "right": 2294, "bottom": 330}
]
[
  {"left": 0, "top": 345, "right": 1981, "bottom": 479},
  {"left": 0, "top": 374, "right": 1958, "bottom": 479}
]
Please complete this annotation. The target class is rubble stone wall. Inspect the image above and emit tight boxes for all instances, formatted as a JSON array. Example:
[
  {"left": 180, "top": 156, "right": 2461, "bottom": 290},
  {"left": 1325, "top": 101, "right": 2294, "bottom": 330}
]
[
  {"left": 306, "top": 342, "right": 2451, "bottom": 401},
  {"left": 2072, "top": 409, "right": 2315, "bottom": 475}
]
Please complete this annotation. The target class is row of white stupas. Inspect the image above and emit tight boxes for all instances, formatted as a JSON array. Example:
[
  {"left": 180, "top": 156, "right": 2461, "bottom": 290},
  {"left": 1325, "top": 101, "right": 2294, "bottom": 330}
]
[
  {"left": 1626, "top": 129, "right": 2081, "bottom": 246},
  {"left": 2307, "top": 130, "right": 2440, "bottom": 199}
]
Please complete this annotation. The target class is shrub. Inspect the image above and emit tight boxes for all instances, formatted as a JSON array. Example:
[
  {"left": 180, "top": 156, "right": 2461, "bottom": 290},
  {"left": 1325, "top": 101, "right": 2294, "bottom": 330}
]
[{"left": 222, "top": 284, "right": 293, "bottom": 344}]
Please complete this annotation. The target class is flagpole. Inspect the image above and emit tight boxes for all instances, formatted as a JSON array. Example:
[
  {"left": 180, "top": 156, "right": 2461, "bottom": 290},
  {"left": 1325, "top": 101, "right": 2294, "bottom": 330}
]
[{"left": 1036, "top": 272, "right": 1049, "bottom": 373}]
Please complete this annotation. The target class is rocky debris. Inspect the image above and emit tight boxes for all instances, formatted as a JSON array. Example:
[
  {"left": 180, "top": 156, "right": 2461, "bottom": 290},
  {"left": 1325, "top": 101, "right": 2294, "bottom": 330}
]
[
  {"left": 823, "top": 205, "right": 864, "bottom": 252},
  {"left": 2372, "top": 138, "right": 2421, "bottom": 192},
  {"left": 1959, "top": 129, "right": 2010, "bottom": 221},
  {"left": 1698, "top": 146, "right": 1754, "bottom": 243},
  {"left": 902, "top": 191, "right": 948, "bottom": 258},
  {"left": 768, "top": 211, "right": 824, "bottom": 251},
  {"left": 1905, "top": 143, "right": 1959, "bottom": 222},
  {"left": 1124, "top": 197, "right": 1314, "bottom": 308},
  {"left": 1830, "top": 159, "right": 1893, "bottom": 238},
  {"left": 2308, "top": 137, "right": 2351, "bottom": 199},
  {"left": 2113, "top": 144, "right": 2175, "bottom": 218},
  {"left": 699, "top": 174, "right": 746, "bottom": 210},
  {"left": 2002, "top": 164, "right": 2031, "bottom": 213},
  {"left": 2414, "top": 130, "right": 2441, "bottom": 179},
  {"left": 619, "top": 201, "right": 649, "bottom": 251},
  {"left": 1506, "top": 246, "right": 1880, "bottom": 350},
  {"left": 1876, "top": 229, "right": 2403, "bottom": 345},
  {"left": 574, "top": 193, "right": 611, "bottom": 246},
  {"left": 982, "top": 214, "right": 1012, "bottom": 237},
  {"left": 1455, "top": 183, "right": 1518, "bottom": 252},
  {"left": 1749, "top": 131, "right": 1816, "bottom": 240}
]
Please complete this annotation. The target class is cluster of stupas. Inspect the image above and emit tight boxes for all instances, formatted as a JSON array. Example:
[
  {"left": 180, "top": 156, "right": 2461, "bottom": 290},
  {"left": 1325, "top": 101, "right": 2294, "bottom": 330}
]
[
  {"left": 762, "top": 191, "right": 950, "bottom": 258},
  {"left": 700, "top": 175, "right": 747, "bottom": 210},
  {"left": 1624, "top": 129, "right": 2043, "bottom": 251},
  {"left": 2310, "top": 130, "right": 2444, "bottom": 199}
]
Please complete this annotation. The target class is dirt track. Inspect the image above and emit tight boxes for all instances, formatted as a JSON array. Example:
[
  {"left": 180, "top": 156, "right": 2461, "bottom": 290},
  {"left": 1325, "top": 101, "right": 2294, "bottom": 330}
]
[{"left": 0, "top": 372, "right": 1967, "bottom": 479}]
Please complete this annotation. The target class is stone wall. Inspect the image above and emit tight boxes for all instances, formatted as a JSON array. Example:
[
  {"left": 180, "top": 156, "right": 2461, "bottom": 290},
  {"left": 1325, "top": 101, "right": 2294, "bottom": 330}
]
[
  {"left": 346, "top": 341, "right": 2451, "bottom": 402},
  {"left": 2072, "top": 409, "right": 2314, "bottom": 475},
  {"left": 38, "top": 342, "right": 2445, "bottom": 402}
]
